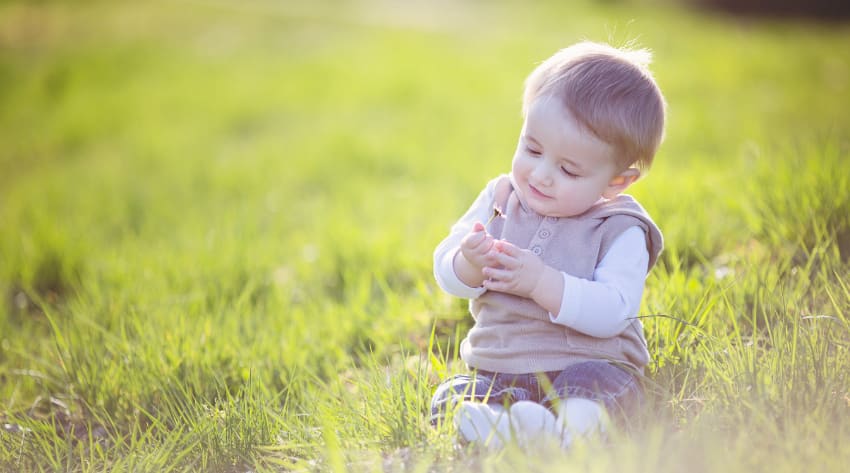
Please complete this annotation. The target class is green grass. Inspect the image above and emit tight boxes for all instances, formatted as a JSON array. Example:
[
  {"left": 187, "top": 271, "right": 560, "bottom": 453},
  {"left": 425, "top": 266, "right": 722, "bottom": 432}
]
[{"left": 1, "top": 0, "right": 849, "bottom": 471}]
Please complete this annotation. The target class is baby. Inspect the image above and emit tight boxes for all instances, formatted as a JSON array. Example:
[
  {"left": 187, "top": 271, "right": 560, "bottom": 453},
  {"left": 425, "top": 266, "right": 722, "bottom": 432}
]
[{"left": 431, "top": 41, "right": 666, "bottom": 449}]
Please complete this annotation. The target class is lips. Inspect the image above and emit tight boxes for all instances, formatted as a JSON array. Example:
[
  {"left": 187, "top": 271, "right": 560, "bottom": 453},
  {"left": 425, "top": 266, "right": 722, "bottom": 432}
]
[{"left": 528, "top": 183, "right": 551, "bottom": 199}]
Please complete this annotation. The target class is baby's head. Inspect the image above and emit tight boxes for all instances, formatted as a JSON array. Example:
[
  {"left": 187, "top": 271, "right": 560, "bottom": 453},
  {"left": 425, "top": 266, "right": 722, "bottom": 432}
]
[
  {"left": 522, "top": 41, "right": 666, "bottom": 172},
  {"left": 509, "top": 41, "right": 666, "bottom": 218}
]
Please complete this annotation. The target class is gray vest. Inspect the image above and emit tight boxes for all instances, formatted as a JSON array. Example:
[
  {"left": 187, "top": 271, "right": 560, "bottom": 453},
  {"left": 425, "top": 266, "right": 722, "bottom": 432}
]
[{"left": 461, "top": 175, "right": 663, "bottom": 374}]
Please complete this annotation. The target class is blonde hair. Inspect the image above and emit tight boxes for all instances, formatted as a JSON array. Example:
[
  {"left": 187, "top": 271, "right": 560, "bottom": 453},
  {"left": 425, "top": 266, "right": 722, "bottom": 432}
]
[{"left": 522, "top": 41, "right": 666, "bottom": 171}]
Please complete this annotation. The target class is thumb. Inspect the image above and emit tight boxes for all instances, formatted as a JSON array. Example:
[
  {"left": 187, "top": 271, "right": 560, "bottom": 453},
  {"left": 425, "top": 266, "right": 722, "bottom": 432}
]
[{"left": 472, "top": 222, "right": 485, "bottom": 232}]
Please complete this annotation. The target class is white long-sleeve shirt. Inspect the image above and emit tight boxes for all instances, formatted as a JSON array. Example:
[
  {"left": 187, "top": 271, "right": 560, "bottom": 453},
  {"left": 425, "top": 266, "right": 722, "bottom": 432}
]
[{"left": 433, "top": 179, "right": 649, "bottom": 338}]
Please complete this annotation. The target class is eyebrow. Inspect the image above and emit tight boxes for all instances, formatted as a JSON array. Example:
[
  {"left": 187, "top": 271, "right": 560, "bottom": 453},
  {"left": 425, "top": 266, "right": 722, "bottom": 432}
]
[{"left": 523, "top": 134, "right": 584, "bottom": 171}]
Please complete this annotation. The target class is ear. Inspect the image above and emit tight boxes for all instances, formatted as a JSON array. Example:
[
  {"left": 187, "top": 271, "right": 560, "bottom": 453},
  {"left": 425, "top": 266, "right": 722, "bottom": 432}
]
[{"left": 602, "top": 167, "right": 641, "bottom": 199}]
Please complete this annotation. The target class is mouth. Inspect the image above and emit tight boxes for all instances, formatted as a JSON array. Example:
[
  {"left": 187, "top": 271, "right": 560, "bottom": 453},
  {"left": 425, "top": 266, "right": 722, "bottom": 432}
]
[{"left": 528, "top": 184, "right": 551, "bottom": 199}]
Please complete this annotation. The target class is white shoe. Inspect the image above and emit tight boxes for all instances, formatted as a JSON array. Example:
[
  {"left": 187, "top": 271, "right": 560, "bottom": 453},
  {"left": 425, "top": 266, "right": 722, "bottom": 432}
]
[
  {"left": 508, "top": 401, "right": 559, "bottom": 448},
  {"left": 454, "top": 402, "right": 511, "bottom": 449},
  {"left": 555, "top": 398, "right": 609, "bottom": 448}
]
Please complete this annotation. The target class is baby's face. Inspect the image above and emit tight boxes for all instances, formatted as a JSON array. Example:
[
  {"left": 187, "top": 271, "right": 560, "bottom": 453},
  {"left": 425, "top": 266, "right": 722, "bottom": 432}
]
[{"left": 511, "top": 97, "right": 623, "bottom": 218}]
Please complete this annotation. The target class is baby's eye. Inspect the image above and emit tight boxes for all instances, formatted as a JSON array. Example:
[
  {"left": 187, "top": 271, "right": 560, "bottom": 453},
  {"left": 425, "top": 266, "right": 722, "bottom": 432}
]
[
  {"left": 561, "top": 167, "right": 578, "bottom": 178},
  {"left": 525, "top": 146, "right": 542, "bottom": 156}
]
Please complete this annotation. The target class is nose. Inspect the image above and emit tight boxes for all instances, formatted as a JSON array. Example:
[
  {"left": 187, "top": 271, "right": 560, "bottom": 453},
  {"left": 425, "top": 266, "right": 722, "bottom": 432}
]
[{"left": 529, "top": 160, "right": 554, "bottom": 186}]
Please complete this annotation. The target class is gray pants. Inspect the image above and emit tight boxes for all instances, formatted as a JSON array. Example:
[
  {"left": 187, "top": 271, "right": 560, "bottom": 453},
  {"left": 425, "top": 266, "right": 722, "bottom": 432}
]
[{"left": 430, "top": 361, "right": 643, "bottom": 425}]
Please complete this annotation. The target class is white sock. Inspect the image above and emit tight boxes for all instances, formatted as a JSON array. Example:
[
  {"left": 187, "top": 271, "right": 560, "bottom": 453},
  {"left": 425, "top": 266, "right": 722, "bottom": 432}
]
[
  {"left": 555, "top": 398, "right": 609, "bottom": 448},
  {"left": 454, "top": 402, "right": 511, "bottom": 449},
  {"left": 508, "top": 401, "right": 559, "bottom": 448}
]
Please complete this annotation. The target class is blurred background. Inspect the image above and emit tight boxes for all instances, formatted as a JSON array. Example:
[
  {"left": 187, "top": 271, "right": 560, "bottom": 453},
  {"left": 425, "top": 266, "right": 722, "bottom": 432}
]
[{"left": 692, "top": 0, "right": 850, "bottom": 19}]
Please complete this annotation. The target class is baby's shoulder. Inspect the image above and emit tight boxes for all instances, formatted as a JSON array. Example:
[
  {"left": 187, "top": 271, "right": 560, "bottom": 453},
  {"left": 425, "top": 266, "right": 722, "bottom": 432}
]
[{"left": 590, "top": 194, "right": 648, "bottom": 218}]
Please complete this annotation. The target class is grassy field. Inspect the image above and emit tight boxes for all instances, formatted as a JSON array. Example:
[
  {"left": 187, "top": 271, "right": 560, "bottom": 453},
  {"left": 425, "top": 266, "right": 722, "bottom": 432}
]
[{"left": 1, "top": 0, "right": 849, "bottom": 471}]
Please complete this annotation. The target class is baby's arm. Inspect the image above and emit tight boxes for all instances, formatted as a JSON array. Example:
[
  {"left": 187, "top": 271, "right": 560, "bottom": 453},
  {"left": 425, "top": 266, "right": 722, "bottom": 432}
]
[
  {"left": 552, "top": 227, "right": 649, "bottom": 337},
  {"left": 433, "top": 179, "right": 499, "bottom": 298}
]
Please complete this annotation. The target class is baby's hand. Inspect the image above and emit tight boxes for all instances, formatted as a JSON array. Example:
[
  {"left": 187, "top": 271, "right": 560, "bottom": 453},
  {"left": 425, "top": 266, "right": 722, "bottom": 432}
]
[
  {"left": 482, "top": 240, "right": 546, "bottom": 299},
  {"left": 460, "top": 222, "right": 495, "bottom": 269}
]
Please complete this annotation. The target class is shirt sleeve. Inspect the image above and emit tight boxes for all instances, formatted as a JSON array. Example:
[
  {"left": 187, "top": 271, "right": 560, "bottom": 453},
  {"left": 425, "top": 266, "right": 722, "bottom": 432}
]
[
  {"left": 549, "top": 226, "right": 649, "bottom": 338},
  {"left": 432, "top": 179, "right": 500, "bottom": 299}
]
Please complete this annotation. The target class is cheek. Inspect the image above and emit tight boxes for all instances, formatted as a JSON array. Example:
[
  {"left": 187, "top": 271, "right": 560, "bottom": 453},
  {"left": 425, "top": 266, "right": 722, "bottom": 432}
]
[
  {"left": 556, "top": 181, "right": 588, "bottom": 202},
  {"left": 511, "top": 156, "right": 527, "bottom": 178}
]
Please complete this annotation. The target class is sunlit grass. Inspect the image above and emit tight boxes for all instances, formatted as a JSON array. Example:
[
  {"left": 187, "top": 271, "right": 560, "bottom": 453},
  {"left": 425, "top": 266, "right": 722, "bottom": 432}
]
[{"left": 1, "top": 0, "right": 849, "bottom": 471}]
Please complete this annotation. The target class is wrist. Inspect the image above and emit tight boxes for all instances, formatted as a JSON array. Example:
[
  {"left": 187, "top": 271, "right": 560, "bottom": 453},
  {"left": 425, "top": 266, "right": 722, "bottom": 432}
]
[
  {"left": 453, "top": 249, "right": 486, "bottom": 288},
  {"left": 530, "top": 265, "right": 563, "bottom": 314},
  {"left": 529, "top": 265, "right": 550, "bottom": 300}
]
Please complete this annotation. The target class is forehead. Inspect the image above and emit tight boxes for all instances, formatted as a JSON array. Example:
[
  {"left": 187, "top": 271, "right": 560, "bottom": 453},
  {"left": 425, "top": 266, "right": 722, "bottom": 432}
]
[{"left": 524, "top": 97, "right": 616, "bottom": 164}]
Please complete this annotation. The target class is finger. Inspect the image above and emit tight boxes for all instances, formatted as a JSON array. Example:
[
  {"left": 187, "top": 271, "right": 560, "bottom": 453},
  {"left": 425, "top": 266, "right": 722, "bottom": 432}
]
[
  {"left": 463, "top": 230, "right": 485, "bottom": 247},
  {"left": 473, "top": 235, "right": 495, "bottom": 253},
  {"left": 488, "top": 250, "right": 518, "bottom": 269},
  {"left": 482, "top": 253, "right": 502, "bottom": 268},
  {"left": 494, "top": 240, "right": 519, "bottom": 255},
  {"left": 472, "top": 221, "right": 485, "bottom": 232},
  {"left": 483, "top": 266, "right": 512, "bottom": 282},
  {"left": 482, "top": 277, "right": 513, "bottom": 293}
]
